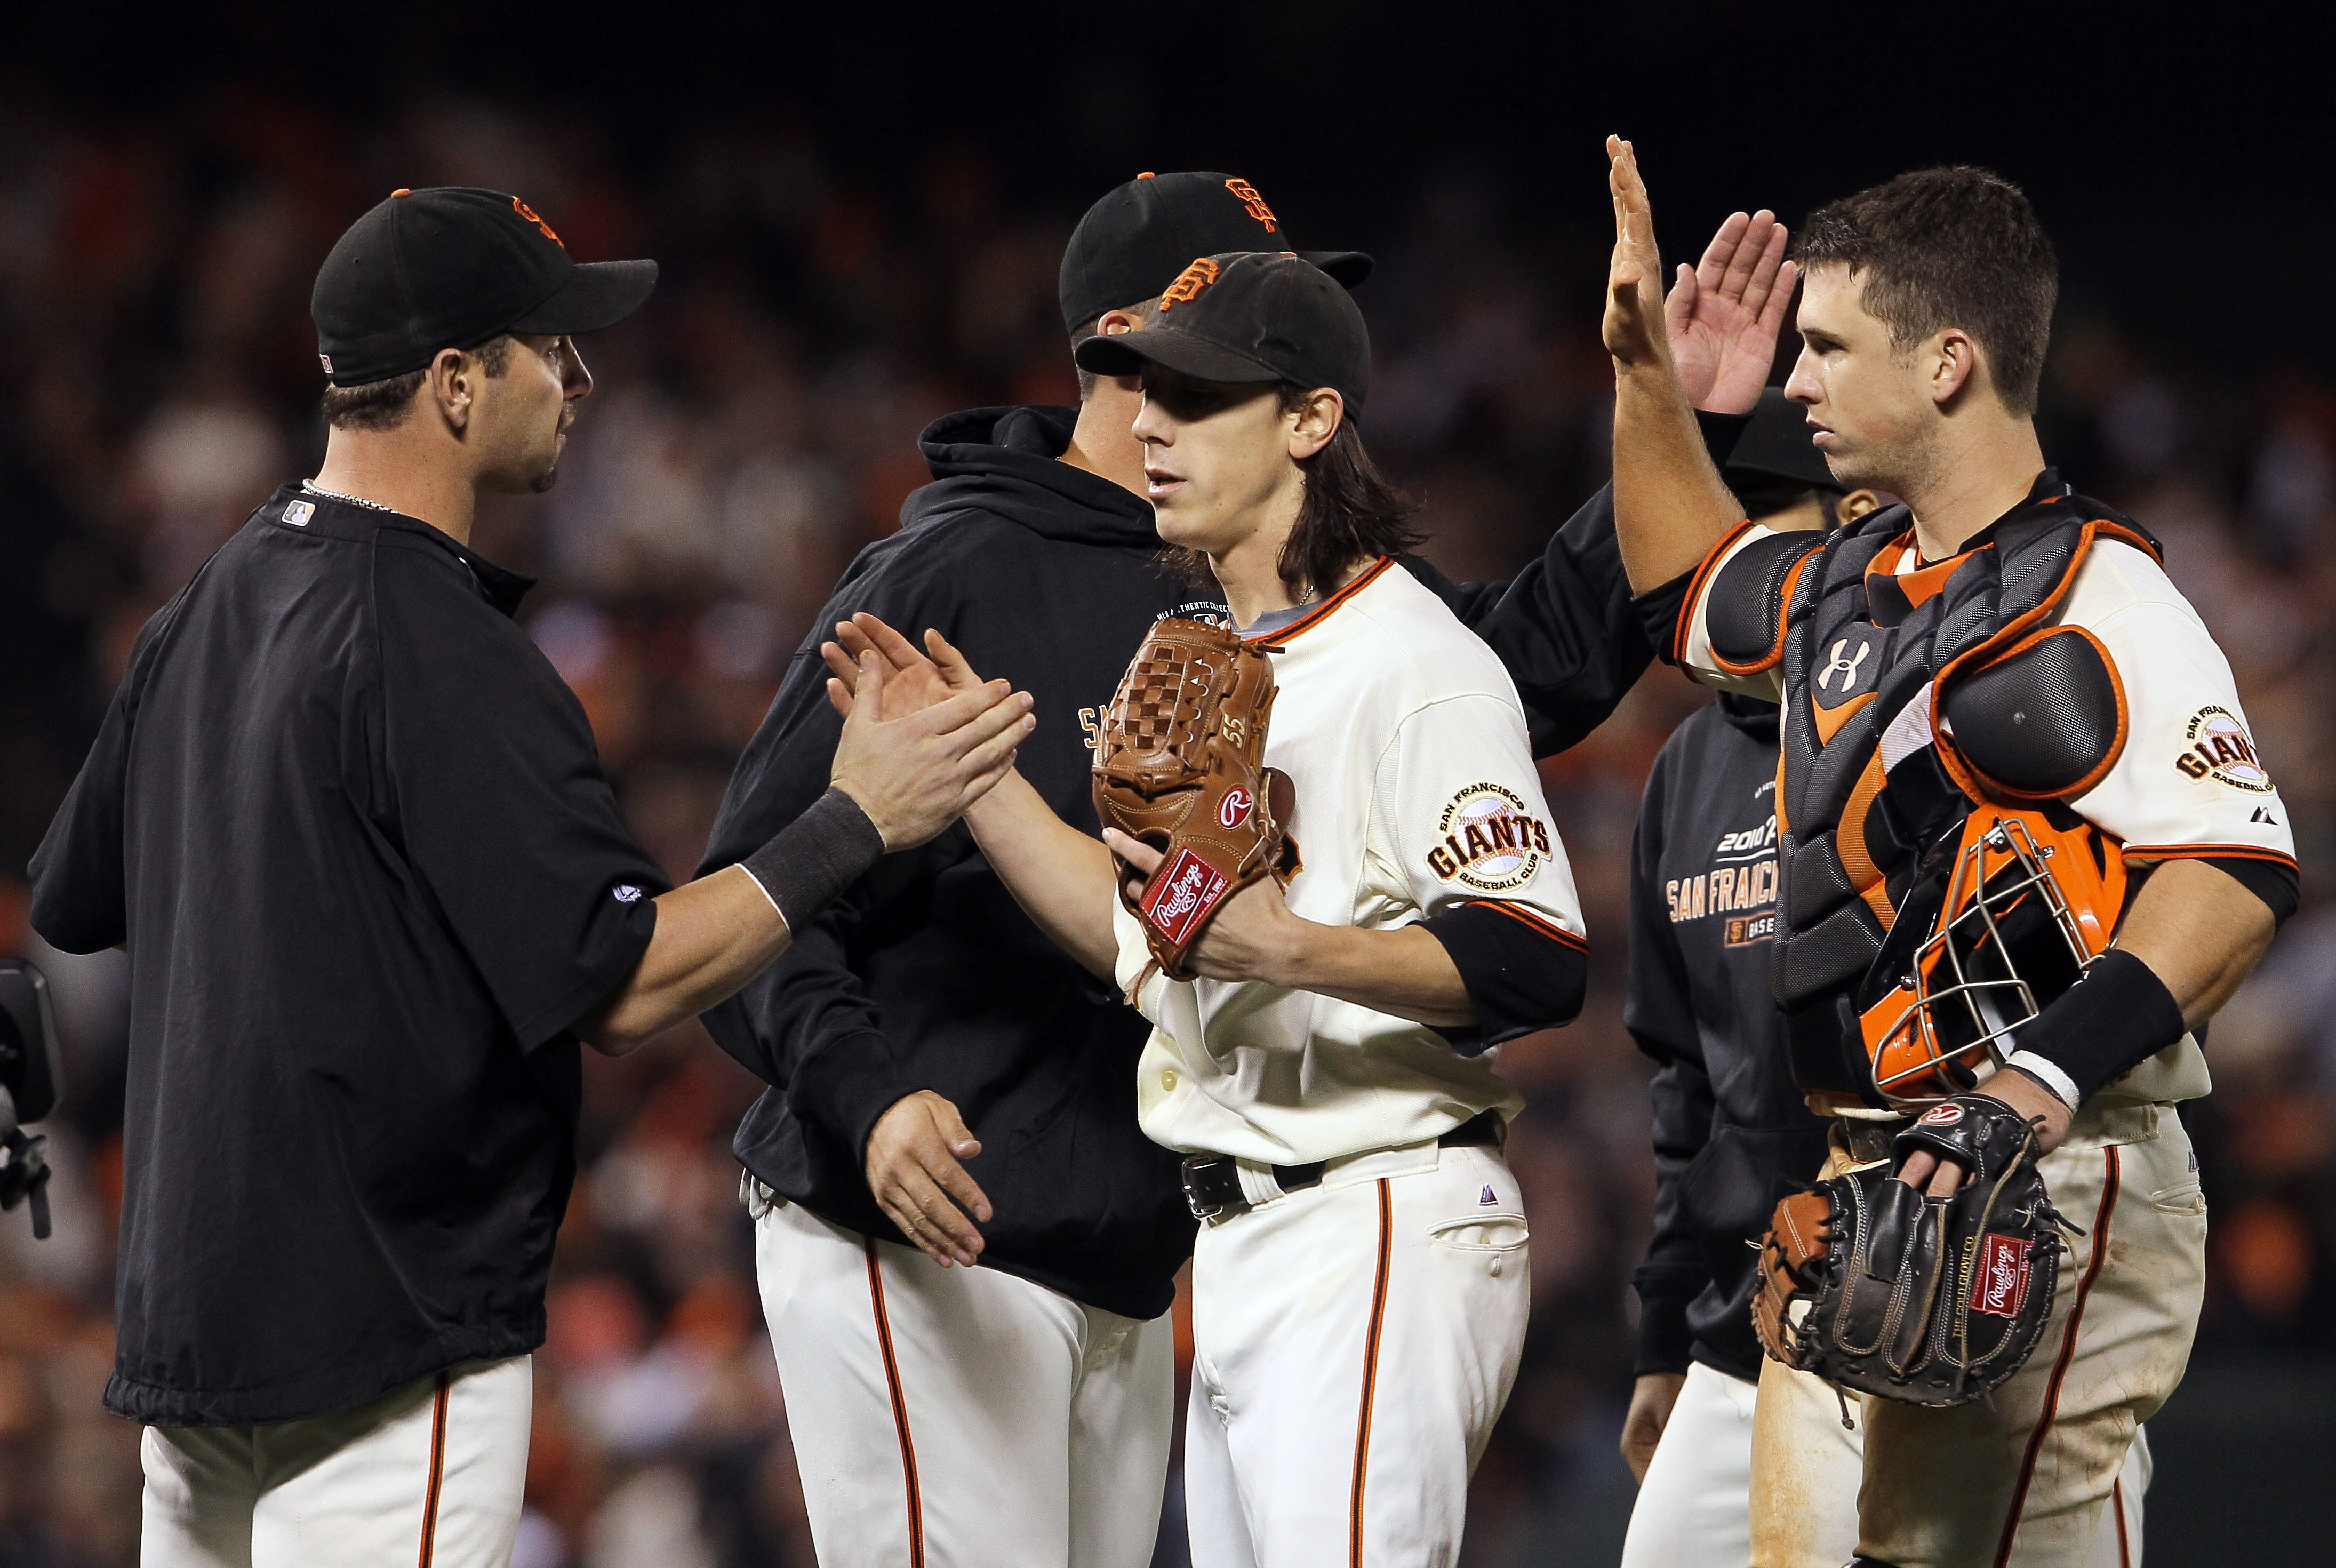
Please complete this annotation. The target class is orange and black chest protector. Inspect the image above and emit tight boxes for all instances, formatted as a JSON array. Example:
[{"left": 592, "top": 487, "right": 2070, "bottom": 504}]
[{"left": 1698, "top": 486, "right": 2158, "bottom": 1107}]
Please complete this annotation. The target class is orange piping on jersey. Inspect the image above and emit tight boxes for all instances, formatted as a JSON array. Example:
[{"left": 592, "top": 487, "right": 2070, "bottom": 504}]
[
  {"left": 2121, "top": 843, "right": 2298, "bottom": 868},
  {"left": 1809, "top": 687, "right": 1875, "bottom": 749},
  {"left": 1991, "top": 1146, "right": 2120, "bottom": 1568},
  {"left": 1967, "top": 626, "right": 2127, "bottom": 802},
  {"left": 1466, "top": 899, "right": 1587, "bottom": 950},
  {"left": 1772, "top": 750, "right": 1790, "bottom": 837},
  {"left": 2111, "top": 1478, "right": 2131, "bottom": 1568},
  {"left": 1710, "top": 546, "right": 1812, "bottom": 678},
  {"left": 1834, "top": 754, "right": 1896, "bottom": 928},
  {"left": 1671, "top": 519, "right": 1758, "bottom": 668},
  {"left": 418, "top": 1372, "right": 450, "bottom": 1567},
  {"left": 1249, "top": 556, "right": 1395, "bottom": 649},
  {"left": 864, "top": 1238, "right": 926, "bottom": 1567},
  {"left": 1349, "top": 1180, "right": 1393, "bottom": 1566}
]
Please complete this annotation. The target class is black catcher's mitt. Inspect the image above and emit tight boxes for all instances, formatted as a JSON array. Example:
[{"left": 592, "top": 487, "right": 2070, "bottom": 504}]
[{"left": 1753, "top": 1094, "right": 2071, "bottom": 1407}]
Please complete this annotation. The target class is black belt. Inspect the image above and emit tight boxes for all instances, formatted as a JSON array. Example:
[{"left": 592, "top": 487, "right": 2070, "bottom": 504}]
[{"left": 1181, "top": 1109, "right": 1503, "bottom": 1222}]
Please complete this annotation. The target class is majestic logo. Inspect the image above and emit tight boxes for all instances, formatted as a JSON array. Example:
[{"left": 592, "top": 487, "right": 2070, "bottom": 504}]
[
  {"left": 1142, "top": 848, "right": 1231, "bottom": 945},
  {"left": 1478, "top": 1186, "right": 1497, "bottom": 1205},
  {"left": 1970, "top": 1232, "right": 2034, "bottom": 1318},
  {"left": 1218, "top": 788, "right": 1255, "bottom": 830},
  {"left": 1223, "top": 178, "right": 1279, "bottom": 233},
  {"left": 1919, "top": 1103, "right": 1964, "bottom": 1126},
  {"left": 612, "top": 884, "right": 644, "bottom": 903},
  {"left": 317, "top": 353, "right": 334, "bottom": 374},
  {"left": 1427, "top": 782, "right": 1553, "bottom": 892},
  {"left": 512, "top": 196, "right": 564, "bottom": 249},
  {"left": 1818, "top": 636, "right": 1874, "bottom": 694},
  {"left": 1159, "top": 257, "right": 1221, "bottom": 311},
  {"left": 2174, "top": 706, "right": 2274, "bottom": 793}
]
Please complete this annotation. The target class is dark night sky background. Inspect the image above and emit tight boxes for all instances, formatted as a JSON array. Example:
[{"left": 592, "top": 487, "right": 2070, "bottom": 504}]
[{"left": 6, "top": 1, "right": 2325, "bottom": 371}]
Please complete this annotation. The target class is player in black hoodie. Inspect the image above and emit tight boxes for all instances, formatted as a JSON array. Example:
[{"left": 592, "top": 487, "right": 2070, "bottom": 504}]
[
  {"left": 697, "top": 173, "right": 1770, "bottom": 1566},
  {"left": 1619, "top": 393, "right": 1875, "bottom": 1568}
]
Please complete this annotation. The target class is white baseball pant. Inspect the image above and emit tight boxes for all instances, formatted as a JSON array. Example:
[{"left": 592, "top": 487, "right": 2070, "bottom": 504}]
[
  {"left": 139, "top": 1354, "right": 532, "bottom": 1568},
  {"left": 1182, "top": 1140, "right": 1530, "bottom": 1568},
  {"left": 751, "top": 1190, "right": 1174, "bottom": 1568},
  {"left": 1622, "top": 1362, "right": 2149, "bottom": 1568},
  {"left": 1749, "top": 1103, "right": 2198, "bottom": 1567}
]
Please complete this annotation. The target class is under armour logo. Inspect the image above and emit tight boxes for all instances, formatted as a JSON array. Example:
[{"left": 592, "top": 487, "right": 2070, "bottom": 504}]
[
  {"left": 1818, "top": 637, "right": 1873, "bottom": 692},
  {"left": 1479, "top": 1186, "right": 1496, "bottom": 1205}
]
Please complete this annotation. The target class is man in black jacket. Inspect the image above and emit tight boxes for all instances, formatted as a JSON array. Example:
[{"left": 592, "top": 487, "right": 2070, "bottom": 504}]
[{"left": 1618, "top": 395, "right": 1871, "bottom": 1567}]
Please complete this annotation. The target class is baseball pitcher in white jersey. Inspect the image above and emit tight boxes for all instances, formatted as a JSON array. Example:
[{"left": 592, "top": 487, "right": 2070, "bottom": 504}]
[
  {"left": 1601, "top": 139, "right": 2294, "bottom": 1567},
  {"left": 818, "top": 250, "right": 1590, "bottom": 1565}
]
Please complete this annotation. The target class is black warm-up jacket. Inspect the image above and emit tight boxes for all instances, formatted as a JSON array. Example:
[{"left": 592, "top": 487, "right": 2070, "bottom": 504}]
[
  {"left": 1625, "top": 694, "right": 1833, "bottom": 1383},
  {"left": 698, "top": 404, "right": 1654, "bottom": 1319}
]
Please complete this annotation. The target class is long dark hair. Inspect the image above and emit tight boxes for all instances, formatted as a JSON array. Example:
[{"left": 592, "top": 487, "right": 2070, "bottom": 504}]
[{"left": 1167, "top": 385, "right": 1421, "bottom": 601}]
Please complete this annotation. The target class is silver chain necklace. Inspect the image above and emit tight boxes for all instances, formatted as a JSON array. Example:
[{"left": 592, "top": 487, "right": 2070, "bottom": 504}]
[{"left": 302, "top": 480, "right": 396, "bottom": 514}]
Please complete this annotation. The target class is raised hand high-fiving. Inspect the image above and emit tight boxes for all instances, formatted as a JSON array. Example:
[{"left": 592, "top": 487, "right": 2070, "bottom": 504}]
[
  {"left": 1665, "top": 210, "right": 1798, "bottom": 415},
  {"left": 1603, "top": 136, "right": 1672, "bottom": 375}
]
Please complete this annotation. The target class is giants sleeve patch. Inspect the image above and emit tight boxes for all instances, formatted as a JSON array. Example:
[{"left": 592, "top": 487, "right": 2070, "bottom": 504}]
[
  {"left": 1426, "top": 783, "right": 1553, "bottom": 893},
  {"left": 2172, "top": 706, "right": 2273, "bottom": 792}
]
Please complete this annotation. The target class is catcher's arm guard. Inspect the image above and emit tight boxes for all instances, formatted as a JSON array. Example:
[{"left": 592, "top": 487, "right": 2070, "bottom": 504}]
[
  {"left": 1750, "top": 1094, "right": 2070, "bottom": 1408},
  {"left": 1092, "top": 620, "right": 1297, "bottom": 982}
]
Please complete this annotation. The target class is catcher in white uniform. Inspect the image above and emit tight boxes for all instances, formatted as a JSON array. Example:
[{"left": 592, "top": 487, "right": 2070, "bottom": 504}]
[
  {"left": 819, "top": 250, "right": 1589, "bottom": 1565},
  {"left": 1601, "top": 140, "right": 2295, "bottom": 1567}
]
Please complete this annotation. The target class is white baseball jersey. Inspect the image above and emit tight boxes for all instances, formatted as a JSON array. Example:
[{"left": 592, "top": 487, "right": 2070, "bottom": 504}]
[
  {"left": 1115, "top": 557, "right": 1587, "bottom": 1165},
  {"left": 1678, "top": 519, "right": 2294, "bottom": 1106}
]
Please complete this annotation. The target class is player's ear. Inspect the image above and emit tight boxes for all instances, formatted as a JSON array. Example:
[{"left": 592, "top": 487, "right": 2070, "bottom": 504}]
[
  {"left": 427, "top": 347, "right": 474, "bottom": 432},
  {"left": 1928, "top": 327, "right": 1979, "bottom": 409},
  {"left": 1286, "top": 388, "right": 1341, "bottom": 461}
]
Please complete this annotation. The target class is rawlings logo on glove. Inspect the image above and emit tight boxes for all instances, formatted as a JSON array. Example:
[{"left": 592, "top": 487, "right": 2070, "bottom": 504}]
[
  {"left": 1093, "top": 619, "right": 1295, "bottom": 980},
  {"left": 1751, "top": 1093, "right": 2071, "bottom": 1408}
]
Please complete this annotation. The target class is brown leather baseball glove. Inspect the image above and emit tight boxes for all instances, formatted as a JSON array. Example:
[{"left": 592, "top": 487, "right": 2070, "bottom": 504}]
[
  {"left": 1753, "top": 1095, "right": 2070, "bottom": 1408},
  {"left": 1092, "top": 619, "right": 1295, "bottom": 982}
]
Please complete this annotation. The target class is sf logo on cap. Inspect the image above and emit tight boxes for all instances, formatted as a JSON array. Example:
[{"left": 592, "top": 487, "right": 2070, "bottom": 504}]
[
  {"left": 1160, "top": 257, "right": 1220, "bottom": 312},
  {"left": 511, "top": 196, "right": 564, "bottom": 250},
  {"left": 1223, "top": 178, "right": 1278, "bottom": 234}
]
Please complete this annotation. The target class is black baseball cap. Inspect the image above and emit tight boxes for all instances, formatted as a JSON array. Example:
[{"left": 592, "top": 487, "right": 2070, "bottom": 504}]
[
  {"left": 1058, "top": 171, "right": 1370, "bottom": 333},
  {"left": 311, "top": 187, "right": 659, "bottom": 387},
  {"left": 1724, "top": 387, "right": 1844, "bottom": 494},
  {"left": 1073, "top": 251, "right": 1371, "bottom": 416}
]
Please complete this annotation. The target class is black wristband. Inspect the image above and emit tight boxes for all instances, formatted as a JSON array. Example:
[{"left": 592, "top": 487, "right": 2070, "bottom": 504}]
[
  {"left": 2008, "top": 948, "right": 2186, "bottom": 1105},
  {"left": 739, "top": 787, "right": 886, "bottom": 933}
]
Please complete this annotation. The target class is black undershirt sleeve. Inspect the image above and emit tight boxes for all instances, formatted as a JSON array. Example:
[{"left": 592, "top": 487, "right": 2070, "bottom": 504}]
[
  {"left": 2205, "top": 854, "right": 2299, "bottom": 925},
  {"left": 1418, "top": 902, "right": 1588, "bottom": 1057}
]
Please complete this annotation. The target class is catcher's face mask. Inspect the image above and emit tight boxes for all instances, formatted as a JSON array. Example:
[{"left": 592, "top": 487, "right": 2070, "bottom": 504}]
[{"left": 1858, "top": 809, "right": 2126, "bottom": 1107}]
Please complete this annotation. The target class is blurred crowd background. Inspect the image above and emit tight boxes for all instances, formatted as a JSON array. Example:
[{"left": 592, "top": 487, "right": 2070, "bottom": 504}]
[{"left": 6, "top": 10, "right": 2336, "bottom": 1566}]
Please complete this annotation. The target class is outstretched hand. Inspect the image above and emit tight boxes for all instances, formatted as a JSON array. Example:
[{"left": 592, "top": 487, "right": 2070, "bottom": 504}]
[
  {"left": 821, "top": 613, "right": 989, "bottom": 721},
  {"left": 1603, "top": 136, "right": 1673, "bottom": 374},
  {"left": 1665, "top": 210, "right": 1797, "bottom": 415},
  {"left": 827, "top": 641, "right": 1031, "bottom": 851}
]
